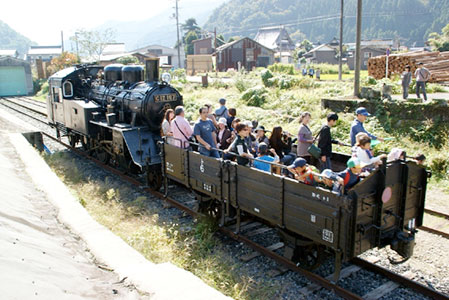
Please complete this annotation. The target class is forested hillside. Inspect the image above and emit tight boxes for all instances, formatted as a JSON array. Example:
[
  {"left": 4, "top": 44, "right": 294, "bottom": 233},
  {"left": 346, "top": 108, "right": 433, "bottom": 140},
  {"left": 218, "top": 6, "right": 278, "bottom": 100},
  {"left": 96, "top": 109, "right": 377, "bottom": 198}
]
[
  {"left": 204, "top": 0, "right": 449, "bottom": 46},
  {"left": 0, "top": 20, "right": 35, "bottom": 57}
]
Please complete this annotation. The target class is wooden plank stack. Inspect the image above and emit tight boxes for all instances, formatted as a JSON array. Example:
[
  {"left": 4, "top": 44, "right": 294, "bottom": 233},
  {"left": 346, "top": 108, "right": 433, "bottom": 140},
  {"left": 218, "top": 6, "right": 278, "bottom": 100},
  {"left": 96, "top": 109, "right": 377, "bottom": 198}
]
[{"left": 368, "top": 51, "right": 449, "bottom": 82}]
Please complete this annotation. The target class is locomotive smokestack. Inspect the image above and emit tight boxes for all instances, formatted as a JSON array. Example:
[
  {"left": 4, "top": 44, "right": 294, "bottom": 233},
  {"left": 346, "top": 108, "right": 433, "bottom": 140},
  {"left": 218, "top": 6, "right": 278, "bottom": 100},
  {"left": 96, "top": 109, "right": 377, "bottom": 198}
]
[{"left": 145, "top": 58, "right": 159, "bottom": 82}]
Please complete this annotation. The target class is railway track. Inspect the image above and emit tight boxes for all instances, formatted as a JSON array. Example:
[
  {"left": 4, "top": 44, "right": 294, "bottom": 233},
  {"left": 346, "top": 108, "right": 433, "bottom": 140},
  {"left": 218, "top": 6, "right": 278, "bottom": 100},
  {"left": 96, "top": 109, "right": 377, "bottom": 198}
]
[{"left": 2, "top": 96, "right": 449, "bottom": 299}]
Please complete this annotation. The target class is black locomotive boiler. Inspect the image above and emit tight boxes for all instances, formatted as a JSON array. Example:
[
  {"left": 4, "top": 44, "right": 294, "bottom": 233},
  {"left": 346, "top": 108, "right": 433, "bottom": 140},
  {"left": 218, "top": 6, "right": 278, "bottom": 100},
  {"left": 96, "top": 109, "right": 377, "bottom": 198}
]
[{"left": 46, "top": 59, "right": 182, "bottom": 188}]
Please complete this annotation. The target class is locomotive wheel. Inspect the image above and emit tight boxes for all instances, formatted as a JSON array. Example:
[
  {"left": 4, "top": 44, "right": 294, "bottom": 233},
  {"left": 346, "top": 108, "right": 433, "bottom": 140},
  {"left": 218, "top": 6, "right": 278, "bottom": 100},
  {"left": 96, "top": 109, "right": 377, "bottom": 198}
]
[
  {"left": 81, "top": 137, "right": 90, "bottom": 151},
  {"left": 94, "top": 149, "right": 110, "bottom": 164},
  {"left": 293, "top": 244, "right": 324, "bottom": 270},
  {"left": 147, "top": 169, "right": 162, "bottom": 191}
]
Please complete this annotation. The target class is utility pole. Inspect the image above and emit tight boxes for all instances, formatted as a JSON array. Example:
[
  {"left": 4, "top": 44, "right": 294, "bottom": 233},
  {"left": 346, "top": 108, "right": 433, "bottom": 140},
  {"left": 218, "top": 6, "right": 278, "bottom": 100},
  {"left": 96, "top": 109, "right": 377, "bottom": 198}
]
[
  {"left": 338, "top": 0, "right": 344, "bottom": 80},
  {"left": 175, "top": 0, "right": 181, "bottom": 69},
  {"left": 75, "top": 32, "right": 79, "bottom": 58},
  {"left": 61, "top": 30, "right": 64, "bottom": 52},
  {"left": 354, "top": 0, "right": 362, "bottom": 97}
]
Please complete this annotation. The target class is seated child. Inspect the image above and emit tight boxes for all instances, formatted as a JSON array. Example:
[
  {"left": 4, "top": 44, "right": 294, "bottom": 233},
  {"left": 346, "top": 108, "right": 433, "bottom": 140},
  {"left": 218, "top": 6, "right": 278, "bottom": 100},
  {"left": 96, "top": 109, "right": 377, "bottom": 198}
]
[
  {"left": 352, "top": 132, "right": 369, "bottom": 157},
  {"left": 414, "top": 153, "right": 426, "bottom": 165},
  {"left": 320, "top": 168, "right": 344, "bottom": 194},
  {"left": 336, "top": 158, "right": 367, "bottom": 194},
  {"left": 253, "top": 142, "right": 279, "bottom": 172},
  {"left": 387, "top": 147, "right": 405, "bottom": 162},
  {"left": 287, "top": 158, "right": 322, "bottom": 186},
  {"left": 355, "top": 136, "right": 387, "bottom": 167}
]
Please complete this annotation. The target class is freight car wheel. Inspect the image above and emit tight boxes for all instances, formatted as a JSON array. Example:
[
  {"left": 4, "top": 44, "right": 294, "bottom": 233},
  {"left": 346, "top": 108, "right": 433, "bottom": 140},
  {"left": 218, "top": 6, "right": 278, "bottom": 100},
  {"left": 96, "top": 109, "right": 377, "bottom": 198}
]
[
  {"left": 293, "top": 243, "right": 324, "bottom": 270},
  {"left": 193, "top": 192, "right": 222, "bottom": 220},
  {"left": 199, "top": 199, "right": 221, "bottom": 219},
  {"left": 68, "top": 135, "right": 78, "bottom": 148}
]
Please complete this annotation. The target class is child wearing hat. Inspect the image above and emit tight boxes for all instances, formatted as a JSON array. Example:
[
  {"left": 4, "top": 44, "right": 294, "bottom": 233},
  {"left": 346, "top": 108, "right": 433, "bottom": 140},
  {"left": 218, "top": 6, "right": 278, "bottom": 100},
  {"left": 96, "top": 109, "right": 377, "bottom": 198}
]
[
  {"left": 336, "top": 157, "right": 366, "bottom": 194},
  {"left": 320, "top": 169, "right": 344, "bottom": 194},
  {"left": 287, "top": 158, "right": 322, "bottom": 186},
  {"left": 216, "top": 117, "right": 232, "bottom": 150},
  {"left": 253, "top": 142, "right": 279, "bottom": 172}
]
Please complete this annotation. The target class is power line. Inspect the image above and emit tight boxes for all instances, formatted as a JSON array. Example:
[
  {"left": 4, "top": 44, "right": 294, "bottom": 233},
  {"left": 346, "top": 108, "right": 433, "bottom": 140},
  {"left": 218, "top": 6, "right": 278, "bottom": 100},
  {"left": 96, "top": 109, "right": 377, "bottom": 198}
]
[{"left": 216, "top": 11, "right": 432, "bottom": 37}]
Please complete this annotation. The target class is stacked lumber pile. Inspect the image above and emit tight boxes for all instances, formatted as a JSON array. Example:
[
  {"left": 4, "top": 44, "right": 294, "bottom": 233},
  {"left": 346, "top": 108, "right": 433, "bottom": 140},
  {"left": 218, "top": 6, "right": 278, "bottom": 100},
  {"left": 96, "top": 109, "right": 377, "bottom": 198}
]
[{"left": 368, "top": 51, "right": 449, "bottom": 82}]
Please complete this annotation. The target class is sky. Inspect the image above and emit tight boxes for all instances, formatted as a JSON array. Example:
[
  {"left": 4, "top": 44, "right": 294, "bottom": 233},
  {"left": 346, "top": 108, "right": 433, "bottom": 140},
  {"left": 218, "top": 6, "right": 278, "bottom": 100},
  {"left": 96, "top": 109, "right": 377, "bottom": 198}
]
[{"left": 1, "top": 0, "right": 216, "bottom": 45}]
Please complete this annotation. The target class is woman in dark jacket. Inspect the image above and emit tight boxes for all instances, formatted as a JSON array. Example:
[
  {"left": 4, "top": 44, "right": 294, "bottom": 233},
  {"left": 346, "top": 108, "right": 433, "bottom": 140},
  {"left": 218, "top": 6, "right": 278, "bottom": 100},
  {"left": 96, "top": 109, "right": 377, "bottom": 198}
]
[
  {"left": 269, "top": 126, "right": 294, "bottom": 167},
  {"left": 216, "top": 117, "right": 232, "bottom": 150}
]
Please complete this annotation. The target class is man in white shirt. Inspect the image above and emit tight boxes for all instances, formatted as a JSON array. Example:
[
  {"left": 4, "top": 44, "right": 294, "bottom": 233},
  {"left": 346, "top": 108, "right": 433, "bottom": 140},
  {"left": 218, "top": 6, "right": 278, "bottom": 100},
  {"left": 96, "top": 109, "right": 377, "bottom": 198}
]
[{"left": 415, "top": 62, "right": 431, "bottom": 101}]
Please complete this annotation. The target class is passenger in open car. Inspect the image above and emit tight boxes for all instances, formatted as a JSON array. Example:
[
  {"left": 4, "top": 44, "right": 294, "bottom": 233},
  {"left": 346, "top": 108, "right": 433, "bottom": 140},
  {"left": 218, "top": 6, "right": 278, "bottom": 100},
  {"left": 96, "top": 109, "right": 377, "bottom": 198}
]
[
  {"left": 253, "top": 142, "right": 279, "bottom": 172},
  {"left": 224, "top": 123, "right": 253, "bottom": 166},
  {"left": 287, "top": 158, "right": 323, "bottom": 186},
  {"left": 336, "top": 158, "right": 367, "bottom": 194}
]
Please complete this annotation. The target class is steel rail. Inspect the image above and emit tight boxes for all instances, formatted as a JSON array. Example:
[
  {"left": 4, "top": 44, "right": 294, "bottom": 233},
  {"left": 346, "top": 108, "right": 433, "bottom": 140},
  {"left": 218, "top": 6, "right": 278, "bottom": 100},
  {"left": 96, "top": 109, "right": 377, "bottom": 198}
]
[
  {"left": 419, "top": 226, "right": 449, "bottom": 240},
  {"left": 0, "top": 100, "right": 48, "bottom": 125},
  {"left": 13, "top": 96, "right": 47, "bottom": 109},
  {"left": 1, "top": 97, "right": 47, "bottom": 116},
  {"left": 425, "top": 208, "right": 449, "bottom": 220},
  {"left": 352, "top": 257, "right": 449, "bottom": 300}
]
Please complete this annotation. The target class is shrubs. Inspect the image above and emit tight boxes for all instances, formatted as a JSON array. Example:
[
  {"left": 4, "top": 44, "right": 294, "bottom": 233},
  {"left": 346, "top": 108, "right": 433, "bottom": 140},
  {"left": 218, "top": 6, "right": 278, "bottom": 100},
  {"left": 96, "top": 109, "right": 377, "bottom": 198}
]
[
  {"left": 241, "top": 85, "right": 268, "bottom": 106},
  {"left": 234, "top": 75, "right": 256, "bottom": 92},
  {"left": 261, "top": 69, "right": 274, "bottom": 87},
  {"left": 429, "top": 156, "right": 448, "bottom": 178},
  {"left": 308, "top": 63, "right": 350, "bottom": 75},
  {"left": 268, "top": 63, "right": 295, "bottom": 75}
]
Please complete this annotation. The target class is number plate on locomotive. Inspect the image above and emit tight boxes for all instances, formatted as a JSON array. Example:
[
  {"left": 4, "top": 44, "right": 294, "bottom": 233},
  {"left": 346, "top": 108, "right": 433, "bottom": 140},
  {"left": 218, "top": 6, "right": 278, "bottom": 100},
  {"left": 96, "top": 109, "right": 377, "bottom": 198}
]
[{"left": 154, "top": 93, "right": 177, "bottom": 102}]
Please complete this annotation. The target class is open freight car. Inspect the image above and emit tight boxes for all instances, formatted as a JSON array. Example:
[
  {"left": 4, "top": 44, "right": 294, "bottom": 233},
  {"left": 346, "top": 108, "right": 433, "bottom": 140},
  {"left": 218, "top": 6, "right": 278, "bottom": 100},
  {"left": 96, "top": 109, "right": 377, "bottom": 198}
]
[{"left": 162, "top": 140, "right": 428, "bottom": 281}]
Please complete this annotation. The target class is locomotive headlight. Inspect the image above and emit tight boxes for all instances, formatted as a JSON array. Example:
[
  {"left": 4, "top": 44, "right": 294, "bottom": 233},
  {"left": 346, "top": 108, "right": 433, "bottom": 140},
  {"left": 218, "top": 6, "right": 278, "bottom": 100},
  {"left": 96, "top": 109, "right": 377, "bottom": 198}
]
[{"left": 162, "top": 72, "right": 171, "bottom": 83}]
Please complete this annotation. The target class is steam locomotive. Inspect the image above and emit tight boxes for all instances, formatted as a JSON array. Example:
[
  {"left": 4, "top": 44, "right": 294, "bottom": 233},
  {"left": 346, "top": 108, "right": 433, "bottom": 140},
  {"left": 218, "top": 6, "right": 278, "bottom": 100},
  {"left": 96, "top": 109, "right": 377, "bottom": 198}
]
[{"left": 46, "top": 59, "right": 182, "bottom": 188}]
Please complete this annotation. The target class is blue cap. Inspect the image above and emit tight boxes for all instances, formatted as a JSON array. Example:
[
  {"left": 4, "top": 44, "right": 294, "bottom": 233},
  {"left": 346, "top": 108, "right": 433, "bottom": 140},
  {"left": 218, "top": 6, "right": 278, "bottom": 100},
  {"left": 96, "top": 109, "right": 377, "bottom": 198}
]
[
  {"left": 289, "top": 158, "right": 307, "bottom": 169},
  {"left": 356, "top": 107, "right": 371, "bottom": 116}
]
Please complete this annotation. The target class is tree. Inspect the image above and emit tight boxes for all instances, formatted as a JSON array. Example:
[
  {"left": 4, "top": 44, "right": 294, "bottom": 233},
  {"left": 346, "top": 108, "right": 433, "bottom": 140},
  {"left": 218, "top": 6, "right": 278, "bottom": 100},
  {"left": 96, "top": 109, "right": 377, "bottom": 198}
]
[
  {"left": 428, "top": 23, "right": 449, "bottom": 51},
  {"left": 216, "top": 34, "right": 226, "bottom": 47},
  {"left": 181, "top": 18, "right": 201, "bottom": 35},
  {"left": 300, "top": 39, "right": 313, "bottom": 52},
  {"left": 180, "top": 18, "right": 202, "bottom": 55},
  {"left": 46, "top": 52, "right": 80, "bottom": 75},
  {"left": 117, "top": 55, "right": 139, "bottom": 65},
  {"left": 70, "top": 28, "right": 116, "bottom": 62},
  {"left": 184, "top": 31, "right": 199, "bottom": 55}
]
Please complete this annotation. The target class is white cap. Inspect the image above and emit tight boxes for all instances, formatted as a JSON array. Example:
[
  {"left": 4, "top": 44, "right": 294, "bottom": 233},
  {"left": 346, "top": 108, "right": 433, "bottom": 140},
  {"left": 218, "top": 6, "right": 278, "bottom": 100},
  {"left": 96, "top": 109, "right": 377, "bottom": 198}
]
[
  {"left": 218, "top": 117, "right": 227, "bottom": 125},
  {"left": 244, "top": 120, "right": 253, "bottom": 128}
]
